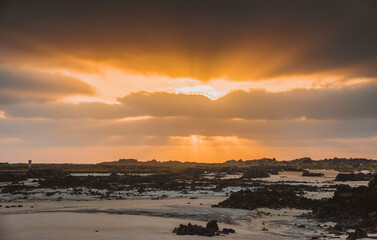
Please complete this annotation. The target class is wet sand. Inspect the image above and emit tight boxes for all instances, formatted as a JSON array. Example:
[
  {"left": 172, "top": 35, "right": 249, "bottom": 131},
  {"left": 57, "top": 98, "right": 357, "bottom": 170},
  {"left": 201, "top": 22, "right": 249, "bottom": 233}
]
[
  {"left": 0, "top": 197, "right": 347, "bottom": 240},
  {"left": 0, "top": 170, "right": 371, "bottom": 239},
  {"left": 0, "top": 198, "right": 275, "bottom": 240},
  {"left": 1, "top": 213, "right": 270, "bottom": 240}
]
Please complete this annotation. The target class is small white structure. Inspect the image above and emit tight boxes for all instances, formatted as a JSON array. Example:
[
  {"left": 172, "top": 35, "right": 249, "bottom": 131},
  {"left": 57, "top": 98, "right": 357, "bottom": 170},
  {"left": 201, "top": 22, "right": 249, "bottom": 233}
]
[{"left": 28, "top": 160, "right": 32, "bottom": 170}]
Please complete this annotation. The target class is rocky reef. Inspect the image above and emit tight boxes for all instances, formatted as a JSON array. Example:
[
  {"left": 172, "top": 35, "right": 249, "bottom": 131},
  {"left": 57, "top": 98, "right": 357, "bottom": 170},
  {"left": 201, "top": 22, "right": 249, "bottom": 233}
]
[
  {"left": 302, "top": 170, "right": 324, "bottom": 177},
  {"left": 172, "top": 220, "right": 235, "bottom": 237},
  {"left": 215, "top": 177, "right": 377, "bottom": 236},
  {"left": 335, "top": 172, "right": 373, "bottom": 181},
  {"left": 313, "top": 184, "right": 377, "bottom": 231},
  {"left": 213, "top": 186, "right": 319, "bottom": 210}
]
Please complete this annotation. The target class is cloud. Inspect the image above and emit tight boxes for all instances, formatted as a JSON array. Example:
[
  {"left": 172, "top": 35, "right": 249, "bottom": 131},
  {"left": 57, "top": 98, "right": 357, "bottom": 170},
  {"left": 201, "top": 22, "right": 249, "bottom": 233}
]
[
  {"left": 0, "top": 67, "right": 96, "bottom": 104},
  {"left": 3, "top": 82, "right": 377, "bottom": 120},
  {"left": 1, "top": 115, "right": 377, "bottom": 162},
  {"left": 0, "top": 0, "right": 376, "bottom": 81},
  {"left": 0, "top": 117, "right": 377, "bottom": 148}
]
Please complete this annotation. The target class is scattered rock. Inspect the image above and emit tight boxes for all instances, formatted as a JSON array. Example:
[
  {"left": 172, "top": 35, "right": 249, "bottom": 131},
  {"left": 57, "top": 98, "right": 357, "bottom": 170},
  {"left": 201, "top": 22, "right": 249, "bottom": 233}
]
[
  {"left": 335, "top": 173, "right": 372, "bottom": 181},
  {"left": 206, "top": 220, "right": 219, "bottom": 232},
  {"left": 45, "top": 192, "right": 57, "bottom": 196},
  {"left": 302, "top": 170, "right": 324, "bottom": 177},
  {"left": 214, "top": 186, "right": 318, "bottom": 210},
  {"left": 346, "top": 228, "right": 368, "bottom": 240},
  {"left": 173, "top": 220, "right": 235, "bottom": 237},
  {"left": 242, "top": 168, "right": 270, "bottom": 178},
  {"left": 221, "top": 228, "right": 235, "bottom": 234},
  {"left": 313, "top": 184, "right": 377, "bottom": 229}
]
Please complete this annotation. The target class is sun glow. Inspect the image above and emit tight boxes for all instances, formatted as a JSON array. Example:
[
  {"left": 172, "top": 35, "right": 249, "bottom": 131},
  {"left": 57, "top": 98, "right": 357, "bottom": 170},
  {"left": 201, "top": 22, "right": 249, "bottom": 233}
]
[
  {"left": 51, "top": 65, "right": 372, "bottom": 105},
  {"left": 175, "top": 86, "right": 226, "bottom": 100},
  {"left": 155, "top": 135, "right": 263, "bottom": 162},
  {"left": 0, "top": 110, "right": 6, "bottom": 119},
  {"left": 118, "top": 116, "right": 153, "bottom": 121}
]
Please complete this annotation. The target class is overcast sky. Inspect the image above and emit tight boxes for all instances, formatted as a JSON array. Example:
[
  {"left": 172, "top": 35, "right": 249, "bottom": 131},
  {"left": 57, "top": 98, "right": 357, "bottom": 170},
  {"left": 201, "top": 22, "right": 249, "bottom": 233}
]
[{"left": 1, "top": 0, "right": 377, "bottom": 163}]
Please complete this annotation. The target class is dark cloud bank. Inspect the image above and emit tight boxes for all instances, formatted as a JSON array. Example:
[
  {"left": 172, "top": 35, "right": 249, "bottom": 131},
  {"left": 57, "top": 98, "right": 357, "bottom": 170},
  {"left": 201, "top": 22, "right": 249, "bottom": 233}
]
[
  {"left": 3, "top": 82, "right": 377, "bottom": 120},
  {"left": 1, "top": 0, "right": 376, "bottom": 80},
  {"left": 0, "top": 67, "right": 95, "bottom": 104},
  {"left": 1, "top": 0, "right": 377, "bottom": 156}
]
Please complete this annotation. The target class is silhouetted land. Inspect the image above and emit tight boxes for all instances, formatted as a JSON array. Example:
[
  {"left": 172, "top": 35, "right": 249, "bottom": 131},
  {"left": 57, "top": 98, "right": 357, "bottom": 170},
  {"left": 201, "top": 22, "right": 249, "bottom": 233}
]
[
  {"left": 1, "top": 157, "right": 376, "bottom": 173},
  {"left": 1, "top": 157, "right": 377, "bottom": 238}
]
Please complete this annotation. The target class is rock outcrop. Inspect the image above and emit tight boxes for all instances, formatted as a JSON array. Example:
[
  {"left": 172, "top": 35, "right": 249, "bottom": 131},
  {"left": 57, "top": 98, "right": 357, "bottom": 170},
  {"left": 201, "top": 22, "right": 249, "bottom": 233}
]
[
  {"left": 213, "top": 186, "right": 318, "bottom": 210},
  {"left": 302, "top": 170, "right": 324, "bottom": 177},
  {"left": 172, "top": 220, "right": 235, "bottom": 237},
  {"left": 335, "top": 172, "right": 372, "bottom": 181},
  {"left": 313, "top": 184, "right": 377, "bottom": 230}
]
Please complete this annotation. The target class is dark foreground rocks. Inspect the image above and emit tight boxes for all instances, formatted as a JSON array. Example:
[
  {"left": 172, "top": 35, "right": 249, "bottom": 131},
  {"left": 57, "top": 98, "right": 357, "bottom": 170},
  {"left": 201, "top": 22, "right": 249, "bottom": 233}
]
[
  {"left": 346, "top": 228, "right": 368, "bottom": 240},
  {"left": 313, "top": 184, "right": 377, "bottom": 231},
  {"left": 302, "top": 170, "right": 324, "bottom": 177},
  {"left": 241, "top": 167, "right": 281, "bottom": 179},
  {"left": 242, "top": 168, "right": 270, "bottom": 178},
  {"left": 213, "top": 186, "right": 318, "bottom": 210},
  {"left": 214, "top": 181, "right": 377, "bottom": 235},
  {"left": 0, "top": 172, "right": 28, "bottom": 182},
  {"left": 172, "top": 220, "right": 235, "bottom": 237},
  {"left": 335, "top": 172, "right": 373, "bottom": 181}
]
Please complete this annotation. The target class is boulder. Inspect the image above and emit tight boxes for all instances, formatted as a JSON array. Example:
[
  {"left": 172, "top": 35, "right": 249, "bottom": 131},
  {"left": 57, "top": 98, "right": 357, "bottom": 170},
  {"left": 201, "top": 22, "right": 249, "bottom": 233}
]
[
  {"left": 346, "top": 228, "right": 368, "bottom": 240},
  {"left": 302, "top": 170, "right": 324, "bottom": 177},
  {"left": 313, "top": 184, "right": 377, "bottom": 230},
  {"left": 172, "top": 220, "right": 235, "bottom": 237},
  {"left": 214, "top": 186, "right": 318, "bottom": 210},
  {"left": 221, "top": 228, "right": 235, "bottom": 234},
  {"left": 206, "top": 220, "right": 219, "bottom": 232},
  {"left": 335, "top": 173, "right": 372, "bottom": 181}
]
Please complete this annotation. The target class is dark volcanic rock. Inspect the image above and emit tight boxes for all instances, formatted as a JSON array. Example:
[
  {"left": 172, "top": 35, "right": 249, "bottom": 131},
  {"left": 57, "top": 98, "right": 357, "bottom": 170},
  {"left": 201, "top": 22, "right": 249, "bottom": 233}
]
[
  {"left": 172, "top": 220, "right": 235, "bottom": 237},
  {"left": 346, "top": 228, "right": 368, "bottom": 240},
  {"left": 302, "top": 170, "right": 324, "bottom": 177},
  {"left": 313, "top": 184, "right": 377, "bottom": 229},
  {"left": 214, "top": 187, "right": 318, "bottom": 210},
  {"left": 221, "top": 228, "right": 235, "bottom": 234},
  {"left": 335, "top": 173, "right": 372, "bottom": 181},
  {"left": 173, "top": 223, "right": 214, "bottom": 236},
  {"left": 242, "top": 168, "right": 270, "bottom": 178},
  {"left": 27, "top": 169, "right": 68, "bottom": 179},
  {"left": 1, "top": 184, "right": 34, "bottom": 194},
  {"left": 0, "top": 172, "right": 27, "bottom": 182},
  {"left": 206, "top": 220, "right": 219, "bottom": 232}
]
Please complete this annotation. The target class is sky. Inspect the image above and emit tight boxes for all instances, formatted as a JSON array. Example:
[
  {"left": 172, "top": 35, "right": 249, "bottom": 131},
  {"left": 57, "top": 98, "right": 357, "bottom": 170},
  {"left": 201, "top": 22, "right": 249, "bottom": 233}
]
[{"left": 0, "top": 0, "right": 377, "bottom": 163}]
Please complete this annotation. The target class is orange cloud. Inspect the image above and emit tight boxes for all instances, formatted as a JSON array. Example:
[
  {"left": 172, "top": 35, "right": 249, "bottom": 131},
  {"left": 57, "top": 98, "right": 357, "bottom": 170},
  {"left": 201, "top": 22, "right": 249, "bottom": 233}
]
[
  {"left": 1, "top": 1, "right": 376, "bottom": 81},
  {"left": 0, "top": 67, "right": 95, "bottom": 104},
  {"left": 4, "top": 81, "right": 377, "bottom": 120}
]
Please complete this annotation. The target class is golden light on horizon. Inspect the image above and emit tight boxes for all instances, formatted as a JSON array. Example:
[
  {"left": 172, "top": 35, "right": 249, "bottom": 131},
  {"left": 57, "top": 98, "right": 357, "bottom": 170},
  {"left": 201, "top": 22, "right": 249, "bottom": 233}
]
[{"left": 1, "top": 0, "right": 377, "bottom": 163}]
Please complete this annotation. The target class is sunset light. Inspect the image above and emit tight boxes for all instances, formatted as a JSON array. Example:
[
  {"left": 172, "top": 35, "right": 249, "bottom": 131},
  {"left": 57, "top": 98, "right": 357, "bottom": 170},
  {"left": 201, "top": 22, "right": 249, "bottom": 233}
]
[
  {"left": 1, "top": 1, "right": 377, "bottom": 239},
  {"left": 0, "top": 0, "right": 376, "bottom": 164}
]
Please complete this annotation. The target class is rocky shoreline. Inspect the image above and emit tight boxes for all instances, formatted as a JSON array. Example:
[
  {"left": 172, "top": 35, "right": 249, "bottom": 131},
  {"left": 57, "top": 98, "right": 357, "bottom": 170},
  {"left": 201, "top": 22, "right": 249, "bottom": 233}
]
[
  {"left": 173, "top": 220, "right": 235, "bottom": 237},
  {"left": 1, "top": 165, "right": 377, "bottom": 239},
  {"left": 213, "top": 176, "right": 377, "bottom": 237}
]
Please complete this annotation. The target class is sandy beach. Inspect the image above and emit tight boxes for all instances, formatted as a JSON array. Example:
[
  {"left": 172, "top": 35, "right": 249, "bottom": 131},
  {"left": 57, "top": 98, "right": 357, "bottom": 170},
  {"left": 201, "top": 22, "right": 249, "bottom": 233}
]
[
  {"left": 2, "top": 1, "right": 377, "bottom": 238},
  {"left": 0, "top": 198, "right": 327, "bottom": 240},
  {"left": 0, "top": 169, "right": 375, "bottom": 239}
]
